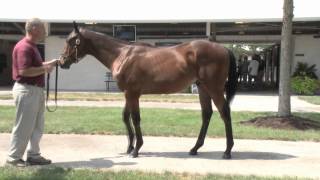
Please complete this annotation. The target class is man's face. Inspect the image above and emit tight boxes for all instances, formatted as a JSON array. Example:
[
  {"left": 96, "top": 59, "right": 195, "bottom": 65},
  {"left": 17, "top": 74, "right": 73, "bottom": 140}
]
[{"left": 32, "top": 24, "right": 46, "bottom": 42}]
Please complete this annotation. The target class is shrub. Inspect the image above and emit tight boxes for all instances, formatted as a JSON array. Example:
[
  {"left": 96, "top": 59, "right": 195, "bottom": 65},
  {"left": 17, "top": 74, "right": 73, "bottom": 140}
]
[
  {"left": 292, "top": 62, "right": 318, "bottom": 79},
  {"left": 291, "top": 76, "right": 319, "bottom": 95}
]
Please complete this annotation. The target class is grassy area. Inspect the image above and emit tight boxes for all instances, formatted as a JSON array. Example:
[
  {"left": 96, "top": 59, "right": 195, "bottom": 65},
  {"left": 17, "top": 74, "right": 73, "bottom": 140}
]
[
  {"left": 0, "top": 166, "right": 310, "bottom": 180},
  {"left": 0, "top": 92, "right": 200, "bottom": 103},
  {"left": 298, "top": 96, "right": 320, "bottom": 105},
  {"left": 1, "top": 106, "right": 319, "bottom": 141}
]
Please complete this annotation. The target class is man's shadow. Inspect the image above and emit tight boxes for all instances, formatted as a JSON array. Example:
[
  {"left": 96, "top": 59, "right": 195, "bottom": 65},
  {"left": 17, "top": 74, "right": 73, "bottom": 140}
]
[
  {"left": 53, "top": 157, "right": 136, "bottom": 168},
  {"left": 139, "top": 151, "right": 296, "bottom": 160}
]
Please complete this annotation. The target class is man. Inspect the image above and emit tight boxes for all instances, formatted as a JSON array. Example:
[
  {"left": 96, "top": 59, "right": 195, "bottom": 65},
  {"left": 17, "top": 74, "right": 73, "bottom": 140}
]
[
  {"left": 248, "top": 54, "right": 260, "bottom": 87},
  {"left": 239, "top": 55, "right": 249, "bottom": 83},
  {"left": 6, "top": 18, "right": 59, "bottom": 167}
]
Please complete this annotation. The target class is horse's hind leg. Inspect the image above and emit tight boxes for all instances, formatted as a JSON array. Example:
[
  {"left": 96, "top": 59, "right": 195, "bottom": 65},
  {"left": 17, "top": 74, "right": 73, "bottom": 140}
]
[
  {"left": 122, "top": 102, "right": 134, "bottom": 154},
  {"left": 210, "top": 90, "right": 234, "bottom": 159},
  {"left": 190, "top": 82, "right": 213, "bottom": 155}
]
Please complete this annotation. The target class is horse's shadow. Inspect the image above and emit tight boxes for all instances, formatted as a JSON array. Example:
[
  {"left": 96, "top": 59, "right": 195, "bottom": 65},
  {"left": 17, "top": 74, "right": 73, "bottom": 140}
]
[
  {"left": 139, "top": 151, "right": 296, "bottom": 160},
  {"left": 51, "top": 151, "right": 295, "bottom": 168},
  {"left": 53, "top": 157, "right": 136, "bottom": 168}
]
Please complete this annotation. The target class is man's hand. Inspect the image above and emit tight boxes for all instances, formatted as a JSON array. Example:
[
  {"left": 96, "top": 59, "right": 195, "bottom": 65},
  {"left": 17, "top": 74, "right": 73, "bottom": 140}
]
[
  {"left": 43, "top": 58, "right": 60, "bottom": 74},
  {"left": 43, "top": 59, "right": 60, "bottom": 66}
]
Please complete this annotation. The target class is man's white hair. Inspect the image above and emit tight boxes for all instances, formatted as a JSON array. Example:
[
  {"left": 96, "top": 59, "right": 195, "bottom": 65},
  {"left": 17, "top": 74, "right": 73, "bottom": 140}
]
[{"left": 25, "top": 18, "right": 44, "bottom": 33}]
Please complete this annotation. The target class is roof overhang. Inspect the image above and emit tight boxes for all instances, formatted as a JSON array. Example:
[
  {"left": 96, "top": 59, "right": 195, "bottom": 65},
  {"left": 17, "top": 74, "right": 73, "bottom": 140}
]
[{"left": 1, "top": 0, "right": 320, "bottom": 23}]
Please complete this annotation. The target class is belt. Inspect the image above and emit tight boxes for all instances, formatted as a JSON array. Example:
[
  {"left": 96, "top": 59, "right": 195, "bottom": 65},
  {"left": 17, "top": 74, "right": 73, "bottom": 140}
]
[{"left": 16, "top": 81, "right": 44, "bottom": 88}]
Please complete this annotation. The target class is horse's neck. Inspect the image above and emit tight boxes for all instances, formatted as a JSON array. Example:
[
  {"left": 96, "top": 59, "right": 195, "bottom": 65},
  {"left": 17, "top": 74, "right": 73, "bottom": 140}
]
[{"left": 84, "top": 30, "right": 126, "bottom": 69}]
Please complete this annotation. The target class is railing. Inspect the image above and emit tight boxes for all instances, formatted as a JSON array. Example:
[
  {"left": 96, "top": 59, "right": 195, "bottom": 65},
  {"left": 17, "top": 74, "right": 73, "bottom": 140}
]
[{"left": 104, "top": 72, "right": 117, "bottom": 92}]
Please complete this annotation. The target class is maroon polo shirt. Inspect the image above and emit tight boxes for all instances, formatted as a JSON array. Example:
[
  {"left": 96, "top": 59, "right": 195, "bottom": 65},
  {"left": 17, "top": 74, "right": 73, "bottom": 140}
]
[{"left": 12, "top": 37, "right": 44, "bottom": 87}]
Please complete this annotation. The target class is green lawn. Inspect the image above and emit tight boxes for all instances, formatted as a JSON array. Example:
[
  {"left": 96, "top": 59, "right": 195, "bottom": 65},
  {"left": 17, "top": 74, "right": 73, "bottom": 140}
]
[
  {"left": 298, "top": 96, "right": 320, "bottom": 105},
  {"left": 0, "top": 166, "right": 310, "bottom": 180},
  {"left": 1, "top": 106, "right": 319, "bottom": 141}
]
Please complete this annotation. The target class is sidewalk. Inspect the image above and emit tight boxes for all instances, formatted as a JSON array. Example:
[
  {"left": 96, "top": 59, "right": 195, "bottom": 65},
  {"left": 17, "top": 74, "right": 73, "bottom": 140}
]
[
  {"left": 0, "top": 134, "right": 319, "bottom": 178},
  {"left": 1, "top": 94, "right": 319, "bottom": 112}
]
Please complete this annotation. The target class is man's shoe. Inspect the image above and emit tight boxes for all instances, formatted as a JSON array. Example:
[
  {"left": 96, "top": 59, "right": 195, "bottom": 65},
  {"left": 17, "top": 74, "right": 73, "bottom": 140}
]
[
  {"left": 26, "top": 156, "right": 51, "bottom": 165},
  {"left": 6, "top": 159, "right": 27, "bottom": 167}
]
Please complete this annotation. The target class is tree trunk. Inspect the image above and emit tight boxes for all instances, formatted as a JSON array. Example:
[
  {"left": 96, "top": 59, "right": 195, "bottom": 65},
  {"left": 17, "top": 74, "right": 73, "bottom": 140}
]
[{"left": 278, "top": 0, "right": 294, "bottom": 117}]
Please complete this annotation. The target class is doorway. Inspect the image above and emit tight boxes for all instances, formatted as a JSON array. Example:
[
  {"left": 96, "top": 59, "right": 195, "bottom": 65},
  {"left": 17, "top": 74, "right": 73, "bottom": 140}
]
[
  {"left": 0, "top": 39, "right": 17, "bottom": 87},
  {"left": 224, "top": 43, "right": 280, "bottom": 92}
]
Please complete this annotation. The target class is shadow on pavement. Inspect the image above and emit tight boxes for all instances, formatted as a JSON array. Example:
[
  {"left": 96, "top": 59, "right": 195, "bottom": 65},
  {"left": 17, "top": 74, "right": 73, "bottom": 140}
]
[
  {"left": 53, "top": 157, "right": 136, "bottom": 168},
  {"left": 140, "top": 151, "right": 296, "bottom": 160}
]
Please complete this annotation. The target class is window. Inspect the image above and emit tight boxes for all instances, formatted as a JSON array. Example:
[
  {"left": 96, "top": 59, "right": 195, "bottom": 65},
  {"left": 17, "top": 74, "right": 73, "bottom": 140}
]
[{"left": 113, "top": 25, "right": 136, "bottom": 42}]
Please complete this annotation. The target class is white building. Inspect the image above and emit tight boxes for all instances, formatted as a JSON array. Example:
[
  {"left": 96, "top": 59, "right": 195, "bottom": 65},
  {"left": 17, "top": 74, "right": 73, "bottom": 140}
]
[{"left": 0, "top": 0, "right": 319, "bottom": 91}]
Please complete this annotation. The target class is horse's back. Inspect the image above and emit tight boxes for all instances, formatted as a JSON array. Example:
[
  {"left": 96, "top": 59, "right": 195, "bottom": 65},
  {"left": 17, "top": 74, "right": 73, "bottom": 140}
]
[
  {"left": 116, "top": 40, "right": 229, "bottom": 93},
  {"left": 117, "top": 43, "right": 197, "bottom": 93}
]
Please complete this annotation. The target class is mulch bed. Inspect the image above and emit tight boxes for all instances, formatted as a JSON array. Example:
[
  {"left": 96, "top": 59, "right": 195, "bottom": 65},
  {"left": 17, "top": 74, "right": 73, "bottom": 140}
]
[{"left": 240, "top": 116, "right": 320, "bottom": 130}]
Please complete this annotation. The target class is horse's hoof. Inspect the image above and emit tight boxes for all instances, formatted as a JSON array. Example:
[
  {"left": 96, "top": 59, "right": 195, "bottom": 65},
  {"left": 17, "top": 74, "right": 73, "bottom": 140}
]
[
  {"left": 222, "top": 153, "right": 232, "bottom": 159},
  {"left": 130, "top": 151, "right": 139, "bottom": 158},
  {"left": 189, "top": 149, "right": 198, "bottom": 156},
  {"left": 126, "top": 146, "right": 134, "bottom": 154}
]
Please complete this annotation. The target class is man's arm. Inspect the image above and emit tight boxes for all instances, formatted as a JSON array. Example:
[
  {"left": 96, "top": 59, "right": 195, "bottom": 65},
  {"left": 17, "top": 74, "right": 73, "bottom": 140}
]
[
  {"left": 19, "top": 59, "right": 59, "bottom": 77},
  {"left": 18, "top": 66, "right": 50, "bottom": 77},
  {"left": 42, "top": 59, "right": 60, "bottom": 66}
]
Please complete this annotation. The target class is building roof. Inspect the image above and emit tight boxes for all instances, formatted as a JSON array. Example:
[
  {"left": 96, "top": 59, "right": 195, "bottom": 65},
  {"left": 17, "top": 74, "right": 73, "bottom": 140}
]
[{"left": 1, "top": 0, "right": 320, "bottom": 23}]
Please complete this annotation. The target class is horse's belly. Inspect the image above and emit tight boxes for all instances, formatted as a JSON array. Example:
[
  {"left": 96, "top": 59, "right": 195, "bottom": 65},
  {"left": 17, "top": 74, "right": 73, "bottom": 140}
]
[{"left": 141, "top": 76, "right": 196, "bottom": 94}]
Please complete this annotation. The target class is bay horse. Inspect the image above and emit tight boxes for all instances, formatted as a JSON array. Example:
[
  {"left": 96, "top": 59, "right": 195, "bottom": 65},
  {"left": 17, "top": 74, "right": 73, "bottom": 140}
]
[{"left": 60, "top": 22, "right": 237, "bottom": 159}]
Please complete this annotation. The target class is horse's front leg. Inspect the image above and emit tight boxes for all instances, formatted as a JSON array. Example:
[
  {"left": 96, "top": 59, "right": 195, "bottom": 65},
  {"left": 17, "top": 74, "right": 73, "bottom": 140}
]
[
  {"left": 122, "top": 102, "right": 134, "bottom": 154},
  {"left": 125, "top": 92, "right": 143, "bottom": 158}
]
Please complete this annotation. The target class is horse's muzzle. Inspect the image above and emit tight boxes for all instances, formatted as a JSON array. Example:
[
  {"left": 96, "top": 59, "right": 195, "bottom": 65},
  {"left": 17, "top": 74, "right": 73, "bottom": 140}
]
[
  {"left": 59, "top": 57, "right": 71, "bottom": 69},
  {"left": 60, "top": 63, "right": 70, "bottom": 69}
]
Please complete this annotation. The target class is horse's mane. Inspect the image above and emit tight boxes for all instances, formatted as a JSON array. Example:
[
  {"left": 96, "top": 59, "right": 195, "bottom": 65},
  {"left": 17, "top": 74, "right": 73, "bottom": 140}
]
[
  {"left": 130, "top": 41, "right": 154, "bottom": 47},
  {"left": 81, "top": 28, "right": 130, "bottom": 45}
]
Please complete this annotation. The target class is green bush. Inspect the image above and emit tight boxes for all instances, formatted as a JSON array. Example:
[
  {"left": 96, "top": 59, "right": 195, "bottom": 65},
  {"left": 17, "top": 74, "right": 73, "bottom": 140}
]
[
  {"left": 293, "top": 62, "right": 318, "bottom": 79},
  {"left": 291, "top": 76, "right": 319, "bottom": 95}
]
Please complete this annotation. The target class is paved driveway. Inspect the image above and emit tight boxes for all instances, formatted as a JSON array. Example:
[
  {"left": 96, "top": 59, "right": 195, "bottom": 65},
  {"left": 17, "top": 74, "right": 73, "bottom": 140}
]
[{"left": 0, "top": 134, "right": 319, "bottom": 178}]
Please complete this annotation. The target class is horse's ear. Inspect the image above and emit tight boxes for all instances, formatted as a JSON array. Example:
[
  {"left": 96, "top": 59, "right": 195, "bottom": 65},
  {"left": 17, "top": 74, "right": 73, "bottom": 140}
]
[{"left": 73, "top": 21, "right": 80, "bottom": 34}]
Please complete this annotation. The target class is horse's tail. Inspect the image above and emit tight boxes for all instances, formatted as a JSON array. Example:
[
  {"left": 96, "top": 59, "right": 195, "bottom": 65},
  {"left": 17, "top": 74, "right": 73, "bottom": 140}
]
[{"left": 225, "top": 49, "right": 237, "bottom": 104}]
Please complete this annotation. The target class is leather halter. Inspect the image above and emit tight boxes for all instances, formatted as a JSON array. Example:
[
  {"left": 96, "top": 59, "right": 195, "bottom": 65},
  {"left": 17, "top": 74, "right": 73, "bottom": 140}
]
[{"left": 74, "top": 38, "right": 81, "bottom": 63}]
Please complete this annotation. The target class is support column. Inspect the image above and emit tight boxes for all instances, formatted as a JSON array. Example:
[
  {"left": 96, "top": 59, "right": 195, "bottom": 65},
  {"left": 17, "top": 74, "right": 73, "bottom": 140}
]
[
  {"left": 206, "top": 22, "right": 211, "bottom": 38},
  {"left": 210, "top": 23, "right": 217, "bottom": 41},
  {"left": 44, "top": 22, "right": 50, "bottom": 36},
  {"left": 206, "top": 22, "right": 216, "bottom": 41}
]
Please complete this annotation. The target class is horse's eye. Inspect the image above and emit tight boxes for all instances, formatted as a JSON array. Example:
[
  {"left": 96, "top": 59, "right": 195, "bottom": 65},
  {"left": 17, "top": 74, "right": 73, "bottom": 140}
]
[{"left": 76, "top": 39, "right": 80, "bottom": 45}]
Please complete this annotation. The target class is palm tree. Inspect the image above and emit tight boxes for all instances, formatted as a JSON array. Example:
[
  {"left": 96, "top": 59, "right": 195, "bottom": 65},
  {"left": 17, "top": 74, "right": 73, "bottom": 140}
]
[
  {"left": 278, "top": 0, "right": 294, "bottom": 117},
  {"left": 292, "top": 62, "right": 318, "bottom": 79}
]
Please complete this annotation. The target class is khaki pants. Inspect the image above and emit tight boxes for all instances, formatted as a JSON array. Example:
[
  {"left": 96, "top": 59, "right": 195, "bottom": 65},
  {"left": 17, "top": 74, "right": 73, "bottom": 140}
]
[{"left": 7, "top": 82, "right": 45, "bottom": 161}]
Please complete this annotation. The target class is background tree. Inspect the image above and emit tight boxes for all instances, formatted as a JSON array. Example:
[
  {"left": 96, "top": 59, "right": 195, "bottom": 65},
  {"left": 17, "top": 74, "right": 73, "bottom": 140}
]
[{"left": 278, "top": 0, "right": 294, "bottom": 117}]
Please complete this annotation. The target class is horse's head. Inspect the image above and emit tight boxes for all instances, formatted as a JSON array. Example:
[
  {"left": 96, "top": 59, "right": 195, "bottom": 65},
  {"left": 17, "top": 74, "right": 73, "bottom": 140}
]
[{"left": 60, "top": 21, "right": 86, "bottom": 69}]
